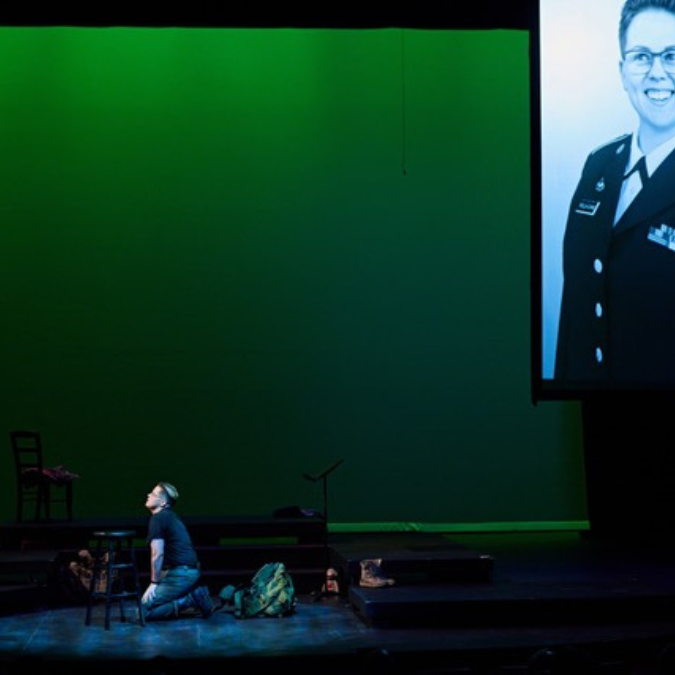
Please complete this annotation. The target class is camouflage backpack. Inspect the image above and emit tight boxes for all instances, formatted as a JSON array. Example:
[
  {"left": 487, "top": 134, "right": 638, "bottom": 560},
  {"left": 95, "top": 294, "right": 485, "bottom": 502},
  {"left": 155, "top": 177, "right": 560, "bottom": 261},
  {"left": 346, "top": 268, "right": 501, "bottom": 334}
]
[{"left": 232, "top": 561, "right": 298, "bottom": 619}]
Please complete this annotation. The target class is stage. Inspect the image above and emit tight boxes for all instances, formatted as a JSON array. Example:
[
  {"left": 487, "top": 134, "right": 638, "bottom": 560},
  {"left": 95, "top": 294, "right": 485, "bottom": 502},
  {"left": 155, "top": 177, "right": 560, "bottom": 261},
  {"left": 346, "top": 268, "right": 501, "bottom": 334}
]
[{"left": 2, "top": 522, "right": 675, "bottom": 673}]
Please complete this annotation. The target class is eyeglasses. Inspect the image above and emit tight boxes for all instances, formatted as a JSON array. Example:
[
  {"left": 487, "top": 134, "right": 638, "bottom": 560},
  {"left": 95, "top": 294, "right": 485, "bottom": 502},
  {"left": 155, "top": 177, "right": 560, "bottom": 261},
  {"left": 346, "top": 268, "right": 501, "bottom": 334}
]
[{"left": 624, "top": 49, "right": 675, "bottom": 74}]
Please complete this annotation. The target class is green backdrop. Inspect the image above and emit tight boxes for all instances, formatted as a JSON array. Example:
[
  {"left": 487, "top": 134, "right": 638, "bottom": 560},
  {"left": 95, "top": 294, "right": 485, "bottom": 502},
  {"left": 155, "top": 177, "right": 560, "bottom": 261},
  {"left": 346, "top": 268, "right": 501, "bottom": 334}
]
[{"left": 0, "top": 27, "right": 586, "bottom": 528}]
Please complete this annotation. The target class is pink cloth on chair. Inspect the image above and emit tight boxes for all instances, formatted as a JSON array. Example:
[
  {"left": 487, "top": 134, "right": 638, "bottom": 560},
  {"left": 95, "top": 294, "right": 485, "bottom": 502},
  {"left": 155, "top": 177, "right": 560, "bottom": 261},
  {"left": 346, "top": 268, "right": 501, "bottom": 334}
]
[{"left": 21, "top": 465, "right": 79, "bottom": 486}]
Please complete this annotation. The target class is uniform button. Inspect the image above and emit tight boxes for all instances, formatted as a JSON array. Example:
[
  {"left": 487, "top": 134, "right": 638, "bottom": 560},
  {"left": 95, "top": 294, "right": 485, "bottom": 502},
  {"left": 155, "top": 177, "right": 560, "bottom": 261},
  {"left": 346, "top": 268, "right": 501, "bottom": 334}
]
[
  {"left": 594, "top": 259, "right": 603, "bottom": 274},
  {"left": 595, "top": 302, "right": 603, "bottom": 318},
  {"left": 595, "top": 347, "right": 603, "bottom": 363}
]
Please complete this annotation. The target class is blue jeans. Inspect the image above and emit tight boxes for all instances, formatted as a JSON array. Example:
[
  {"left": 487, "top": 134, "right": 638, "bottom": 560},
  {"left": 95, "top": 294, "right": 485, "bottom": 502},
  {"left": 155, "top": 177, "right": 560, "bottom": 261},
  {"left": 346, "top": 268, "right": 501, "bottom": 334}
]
[{"left": 142, "top": 565, "right": 201, "bottom": 621}]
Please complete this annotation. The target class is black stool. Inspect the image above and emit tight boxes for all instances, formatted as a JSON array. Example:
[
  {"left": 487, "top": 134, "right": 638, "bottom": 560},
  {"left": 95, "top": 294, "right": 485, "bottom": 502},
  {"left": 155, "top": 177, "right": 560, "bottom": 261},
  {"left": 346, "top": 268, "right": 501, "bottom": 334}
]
[{"left": 85, "top": 529, "right": 146, "bottom": 629}]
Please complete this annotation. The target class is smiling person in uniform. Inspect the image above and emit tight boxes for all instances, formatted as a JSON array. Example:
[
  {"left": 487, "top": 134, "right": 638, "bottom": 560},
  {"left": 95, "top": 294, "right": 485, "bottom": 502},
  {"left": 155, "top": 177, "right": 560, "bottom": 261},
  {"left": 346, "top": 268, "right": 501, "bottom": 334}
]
[{"left": 555, "top": 0, "right": 675, "bottom": 385}]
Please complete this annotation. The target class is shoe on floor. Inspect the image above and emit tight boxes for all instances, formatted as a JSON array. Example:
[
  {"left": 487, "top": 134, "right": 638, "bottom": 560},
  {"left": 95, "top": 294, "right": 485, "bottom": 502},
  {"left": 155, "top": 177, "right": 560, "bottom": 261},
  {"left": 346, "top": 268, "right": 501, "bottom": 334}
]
[
  {"left": 192, "top": 585, "right": 215, "bottom": 618},
  {"left": 359, "top": 559, "right": 395, "bottom": 588}
]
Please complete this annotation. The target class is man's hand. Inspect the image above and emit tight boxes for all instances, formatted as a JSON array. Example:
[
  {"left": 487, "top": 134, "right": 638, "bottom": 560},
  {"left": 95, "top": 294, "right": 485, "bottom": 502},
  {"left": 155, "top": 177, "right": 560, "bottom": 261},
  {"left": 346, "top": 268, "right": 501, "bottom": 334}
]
[{"left": 142, "top": 583, "right": 158, "bottom": 603}]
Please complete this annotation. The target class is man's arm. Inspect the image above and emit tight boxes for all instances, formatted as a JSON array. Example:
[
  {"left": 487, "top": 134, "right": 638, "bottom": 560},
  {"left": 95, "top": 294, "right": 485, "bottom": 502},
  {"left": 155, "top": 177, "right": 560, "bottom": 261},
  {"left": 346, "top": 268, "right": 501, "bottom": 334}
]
[
  {"left": 149, "top": 538, "right": 165, "bottom": 583},
  {"left": 142, "top": 538, "right": 165, "bottom": 603}
]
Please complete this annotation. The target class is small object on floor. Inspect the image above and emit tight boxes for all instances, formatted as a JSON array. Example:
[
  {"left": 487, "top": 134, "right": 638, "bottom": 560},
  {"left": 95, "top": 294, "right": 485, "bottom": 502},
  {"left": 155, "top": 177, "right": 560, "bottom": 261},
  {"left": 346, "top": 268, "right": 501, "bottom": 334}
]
[
  {"left": 322, "top": 568, "right": 340, "bottom": 594},
  {"left": 359, "top": 559, "right": 395, "bottom": 588},
  {"left": 233, "top": 562, "right": 297, "bottom": 618}
]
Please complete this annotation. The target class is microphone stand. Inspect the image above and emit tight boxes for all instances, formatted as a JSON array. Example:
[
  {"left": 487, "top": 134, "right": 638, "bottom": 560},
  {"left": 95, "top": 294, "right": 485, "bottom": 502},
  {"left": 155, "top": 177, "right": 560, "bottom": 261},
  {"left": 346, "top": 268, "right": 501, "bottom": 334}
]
[{"left": 303, "top": 458, "right": 344, "bottom": 601}]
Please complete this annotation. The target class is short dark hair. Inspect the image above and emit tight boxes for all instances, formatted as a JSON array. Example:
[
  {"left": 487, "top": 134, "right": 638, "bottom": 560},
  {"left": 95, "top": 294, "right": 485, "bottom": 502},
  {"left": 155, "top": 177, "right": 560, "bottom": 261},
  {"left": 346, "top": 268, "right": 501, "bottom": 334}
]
[
  {"left": 158, "top": 481, "right": 179, "bottom": 506},
  {"left": 619, "top": 0, "right": 675, "bottom": 56}
]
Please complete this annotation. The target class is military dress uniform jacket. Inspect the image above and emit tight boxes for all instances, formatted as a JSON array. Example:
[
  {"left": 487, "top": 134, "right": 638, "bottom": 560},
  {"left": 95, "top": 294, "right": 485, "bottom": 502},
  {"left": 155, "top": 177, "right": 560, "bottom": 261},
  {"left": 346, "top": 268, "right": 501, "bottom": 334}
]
[{"left": 554, "top": 133, "right": 675, "bottom": 386}]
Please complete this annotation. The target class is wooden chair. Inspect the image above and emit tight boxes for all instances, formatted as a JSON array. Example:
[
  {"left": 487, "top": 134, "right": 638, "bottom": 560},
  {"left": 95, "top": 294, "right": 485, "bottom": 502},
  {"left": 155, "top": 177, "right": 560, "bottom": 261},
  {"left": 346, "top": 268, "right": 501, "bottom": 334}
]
[{"left": 10, "top": 430, "right": 76, "bottom": 522}]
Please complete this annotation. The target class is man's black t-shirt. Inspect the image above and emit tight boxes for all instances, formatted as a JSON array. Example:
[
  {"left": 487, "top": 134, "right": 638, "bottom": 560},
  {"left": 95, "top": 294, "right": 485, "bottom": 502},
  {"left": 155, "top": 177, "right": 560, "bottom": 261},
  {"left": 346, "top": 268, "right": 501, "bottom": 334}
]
[{"left": 147, "top": 509, "right": 199, "bottom": 568}]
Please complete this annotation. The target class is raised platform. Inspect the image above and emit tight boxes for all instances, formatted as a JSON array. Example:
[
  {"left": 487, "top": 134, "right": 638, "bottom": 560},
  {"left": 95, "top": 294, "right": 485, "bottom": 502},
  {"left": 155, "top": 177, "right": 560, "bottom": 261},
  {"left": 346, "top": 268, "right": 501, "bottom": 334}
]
[
  {"left": 327, "top": 532, "right": 497, "bottom": 626},
  {"left": 0, "top": 514, "right": 329, "bottom": 602},
  {"left": 0, "top": 514, "right": 327, "bottom": 550},
  {"left": 328, "top": 531, "right": 675, "bottom": 628},
  {"left": 347, "top": 579, "right": 675, "bottom": 628},
  {"left": 328, "top": 531, "right": 495, "bottom": 587},
  {"left": 3, "top": 530, "right": 675, "bottom": 673},
  {"left": 6, "top": 524, "right": 675, "bottom": 638}
]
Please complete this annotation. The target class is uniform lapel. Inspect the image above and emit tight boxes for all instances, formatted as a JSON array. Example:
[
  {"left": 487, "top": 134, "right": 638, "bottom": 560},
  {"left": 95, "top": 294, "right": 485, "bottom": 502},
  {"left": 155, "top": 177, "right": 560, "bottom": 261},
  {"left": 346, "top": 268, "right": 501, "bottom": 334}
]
[{"left": 613, "top": 145, "right": 675, "bottom": 234}]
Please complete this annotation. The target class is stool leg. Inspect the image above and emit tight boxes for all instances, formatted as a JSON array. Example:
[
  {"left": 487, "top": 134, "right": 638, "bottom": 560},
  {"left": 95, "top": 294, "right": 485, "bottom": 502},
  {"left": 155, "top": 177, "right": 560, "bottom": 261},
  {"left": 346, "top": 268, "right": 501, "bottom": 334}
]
[
  {"left": 117, "top": 538, "right": 127, "bottom": 624},
  {"left": 129, "top": 539, "right": 146, "bottom": 626},
  {"left": 104, "top": 539, "right": 115, "bottom": 630},
  {"left": 85, "top": 538, "right": 103, "bottom": 626}
]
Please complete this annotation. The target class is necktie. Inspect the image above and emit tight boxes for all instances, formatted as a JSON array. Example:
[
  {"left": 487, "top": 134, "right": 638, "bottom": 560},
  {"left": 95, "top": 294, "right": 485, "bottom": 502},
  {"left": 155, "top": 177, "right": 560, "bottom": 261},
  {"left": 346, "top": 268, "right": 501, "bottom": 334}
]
[
  {"left": 614, "top": 156, "right": 648, "bottom": 224},
  {"left": 624, "top": 155, "right": 648, "bottom": 184}
]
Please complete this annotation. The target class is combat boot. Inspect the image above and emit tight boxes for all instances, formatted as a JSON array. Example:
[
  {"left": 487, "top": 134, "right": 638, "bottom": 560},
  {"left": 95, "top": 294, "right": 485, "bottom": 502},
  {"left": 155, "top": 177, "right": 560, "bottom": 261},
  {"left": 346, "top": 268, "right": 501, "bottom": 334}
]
[{"left": 359, "top": 559, "right": 395, "bottom": 588}]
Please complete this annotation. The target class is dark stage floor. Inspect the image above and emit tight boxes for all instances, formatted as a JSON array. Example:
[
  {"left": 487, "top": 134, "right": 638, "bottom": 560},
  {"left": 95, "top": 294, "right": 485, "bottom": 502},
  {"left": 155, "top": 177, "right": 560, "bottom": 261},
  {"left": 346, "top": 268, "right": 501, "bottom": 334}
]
[{"left": 3, "top": 529, "right": 675, "bottom": 674}]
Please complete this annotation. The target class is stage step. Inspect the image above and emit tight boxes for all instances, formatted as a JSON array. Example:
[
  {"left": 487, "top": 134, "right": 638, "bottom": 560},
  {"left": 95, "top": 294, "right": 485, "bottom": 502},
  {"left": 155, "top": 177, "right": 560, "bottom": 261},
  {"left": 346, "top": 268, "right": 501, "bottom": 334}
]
[
  {"left": 348, "top": 580, "right": 675, "bottom": 628},
  {"left": 0, "top": 549, "right": 60, "bottom": 613},
  {"left": 134, "top": 542, "right": 328, "bottom": 570},
  {"left": 328, "top": 532, "right": 495, "bottom": 589},
  {"left": 0, "top": 548, "right": 325, "bottom": 607},
  {"left": 190, "top": 566, "right": 325, "bottom": 595},
  {"left": 0, "top": 583, "right": 47, "bottom": 614},
  {"left": 0, "top": 514, "right": 326, "bottom": 550},
  {"left": 330, "top": 533, "right": 675, "bottom": 629},
  {"left": 135, "top": 543, "right": 328, "bottom": 594},
  {"left": 0, "top": 516, "right": 330, "bottom": 609}
]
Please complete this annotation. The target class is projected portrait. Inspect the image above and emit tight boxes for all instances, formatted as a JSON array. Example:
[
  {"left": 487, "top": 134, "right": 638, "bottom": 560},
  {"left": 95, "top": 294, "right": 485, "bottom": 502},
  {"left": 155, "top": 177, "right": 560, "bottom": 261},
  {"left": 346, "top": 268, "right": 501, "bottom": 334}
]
[{"left": 539, "top": 0, "right": 675, "bottom": 391}]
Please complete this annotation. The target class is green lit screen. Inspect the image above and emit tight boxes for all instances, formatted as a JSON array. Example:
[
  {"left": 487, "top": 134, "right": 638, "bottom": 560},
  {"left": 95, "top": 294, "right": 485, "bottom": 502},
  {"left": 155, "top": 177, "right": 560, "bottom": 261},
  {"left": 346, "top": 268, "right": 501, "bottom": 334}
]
[{"left": 0, "top": 28, "right": 586, "bottom": 526}]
